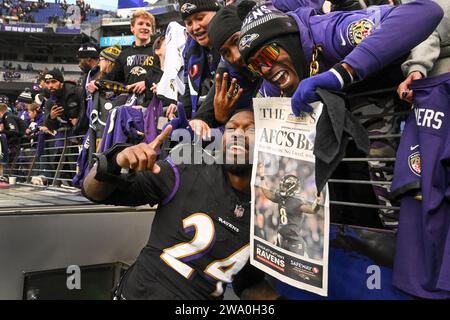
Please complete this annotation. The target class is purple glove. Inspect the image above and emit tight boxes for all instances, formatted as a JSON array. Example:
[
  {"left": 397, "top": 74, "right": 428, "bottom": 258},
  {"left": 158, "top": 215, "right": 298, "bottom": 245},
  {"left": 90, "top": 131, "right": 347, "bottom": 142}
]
[
  {"left": 291, "top": 64, "right": 352, "bottom": 116},
  {"left": 162, "top": 102, "right": 193, "bottom": 136}
]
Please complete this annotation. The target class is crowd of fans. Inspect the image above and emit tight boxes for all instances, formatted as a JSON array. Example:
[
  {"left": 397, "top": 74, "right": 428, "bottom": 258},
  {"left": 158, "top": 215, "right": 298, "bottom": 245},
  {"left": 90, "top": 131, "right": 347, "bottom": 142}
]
[
  {"left": 0, "top": 67, "right": 72, "bottom": 185},
  {"left": 60, "top": 0, "right": 101, "bottom": 23},
  {"left": 0, "top": 0, "right": 449, "bottom": 300},
  {"left": 2, "top": 61, "right": 34, "bottom": 71},
  {"left": 0, "top": 0, "right": 47, "bottom": 23},
  {"left": 0, "top": 0, "right": 103, "bottom": 25},
  {"left": 2, "top": 61, "right": 34, "bottom": 82},
  {"left": 0, "top": 0, "right": 447, "bottom": 202},
  {"left": 1, "top": 62, "right": 65, "bottom": 83}
]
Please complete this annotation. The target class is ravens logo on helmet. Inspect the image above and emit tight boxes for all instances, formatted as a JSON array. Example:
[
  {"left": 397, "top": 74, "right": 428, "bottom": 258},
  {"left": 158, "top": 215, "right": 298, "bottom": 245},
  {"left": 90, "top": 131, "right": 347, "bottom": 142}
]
[{"left": 279, "top": 175, "right": 299, "bottom": 197}]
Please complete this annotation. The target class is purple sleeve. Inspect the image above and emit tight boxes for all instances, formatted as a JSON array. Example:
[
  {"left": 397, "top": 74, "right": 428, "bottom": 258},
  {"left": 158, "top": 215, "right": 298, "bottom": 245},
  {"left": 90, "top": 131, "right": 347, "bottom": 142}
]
[
  {"left": 72, "top": 136, "right": 90, "bottom": 188},
  {"left": 390, "top": 113, "right": 421, "bottom": 199},
  {"left": 443, "top": 134, "right": 450, "bottom": 200},
  {"left": 342, "top": 0, "right": 444, "bottom": 80},
  {"left": 445, "top": 145, "right": 450, "bottom": 200},
  {"left": 36, "top": 112, "right": 44, "bottom": 126},
  {"left": 180, "top": 38, "right": 193, "bottom": 111},
  {"left": 183, "top": 40, "right": 189, "bottom": 80},
  {"left": 99, "top": 108, "right": 129, "bottom": 152},
  {"left": 273, "top": 0, "right": 324, "bottom": 12},
  {"left": 258, "top": 80, "right": 281, "bottom": 97}
]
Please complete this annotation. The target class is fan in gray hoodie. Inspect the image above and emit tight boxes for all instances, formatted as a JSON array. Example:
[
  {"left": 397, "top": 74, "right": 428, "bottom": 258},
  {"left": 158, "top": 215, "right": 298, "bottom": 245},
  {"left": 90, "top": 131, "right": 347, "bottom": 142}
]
[{"left": 398, "top": 0, "right": 450, "bottom": 102}]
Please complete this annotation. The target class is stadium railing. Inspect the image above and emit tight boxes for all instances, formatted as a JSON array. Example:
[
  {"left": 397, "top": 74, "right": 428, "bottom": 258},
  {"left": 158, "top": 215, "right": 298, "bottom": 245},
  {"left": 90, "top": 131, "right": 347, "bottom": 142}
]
[
  {"left": 3, "top": 88, "right": 403, "bottom": 228},
  {"left": 4, "top": 127, "right": 83, "bottom": 188}
]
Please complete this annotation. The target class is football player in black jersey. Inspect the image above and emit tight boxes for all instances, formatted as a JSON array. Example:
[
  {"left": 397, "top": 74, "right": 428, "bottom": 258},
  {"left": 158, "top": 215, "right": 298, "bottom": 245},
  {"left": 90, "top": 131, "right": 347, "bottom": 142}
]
[
  {"left": 82, "top": 109, "right": 276, "bottom": 299},
  {"left": 258, "top": 164, "right": 322, "bottom": 257}
]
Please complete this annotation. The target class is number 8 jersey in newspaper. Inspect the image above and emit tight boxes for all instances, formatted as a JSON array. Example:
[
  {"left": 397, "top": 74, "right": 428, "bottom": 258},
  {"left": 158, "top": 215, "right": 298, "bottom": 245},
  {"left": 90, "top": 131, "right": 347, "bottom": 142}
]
[{"left": 251, "top": 98, "right": 330, "bottom": 296}]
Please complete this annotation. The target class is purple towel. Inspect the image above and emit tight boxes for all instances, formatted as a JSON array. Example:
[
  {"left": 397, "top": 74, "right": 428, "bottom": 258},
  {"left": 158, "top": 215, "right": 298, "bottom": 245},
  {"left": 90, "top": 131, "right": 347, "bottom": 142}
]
[{"left": 143, "top": 95, "right": 163, "bottom": 143}]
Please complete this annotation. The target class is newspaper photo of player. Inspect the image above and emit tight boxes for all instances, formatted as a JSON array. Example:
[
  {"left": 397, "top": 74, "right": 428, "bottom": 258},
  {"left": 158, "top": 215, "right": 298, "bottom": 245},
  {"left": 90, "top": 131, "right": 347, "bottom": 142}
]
[
  {"left": 255, "top": 155, "right": 325, "bottom": 260},
  {"left": 250, "top": 97, "right": 330, "bottom": 296}
]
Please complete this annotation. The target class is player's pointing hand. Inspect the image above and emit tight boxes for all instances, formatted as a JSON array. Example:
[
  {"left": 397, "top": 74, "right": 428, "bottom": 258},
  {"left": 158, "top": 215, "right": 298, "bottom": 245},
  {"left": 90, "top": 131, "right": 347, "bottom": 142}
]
[{"left": 116, "top": 125, "right": 172, "bottom": 173}]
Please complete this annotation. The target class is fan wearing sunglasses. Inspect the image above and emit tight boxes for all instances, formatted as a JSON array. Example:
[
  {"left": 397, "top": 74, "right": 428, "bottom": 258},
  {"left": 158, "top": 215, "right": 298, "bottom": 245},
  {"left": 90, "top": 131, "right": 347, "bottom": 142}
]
[
  {"left": 238, "top": 1, "right": 444, "bottom": 116},
  {"left": 191, "top": 4, "right": 280, "bottom": 133},
  {"left": 191, "top": 2, "right": 316, "bottom": 133}
]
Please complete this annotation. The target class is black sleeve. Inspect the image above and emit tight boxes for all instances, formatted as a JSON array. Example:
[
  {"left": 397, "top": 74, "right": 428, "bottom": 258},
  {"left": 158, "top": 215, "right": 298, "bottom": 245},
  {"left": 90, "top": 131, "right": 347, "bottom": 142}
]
[
  {"left": 4, "top": 116, "right": 20, "bottom": 138},
  {"left": 144, "top": 68, "right": 163, "bottom": 89},
  {"left": 43, "top": 100, "right": 59, "bottom": 131},
  {"left": 157, "top": 95, "right": 177, "bottom": 108},
  {"left": 180, "top": 75, "right": 193, "bottom": 118},
  {"left": 143, "top": 68, "right": 165, "bottom": 105},
  {"left": 96, "top": 159, "right": 176, "bottom": 207},
  {"left": 193, "top": 61, "right": 227, "bottom": 127},
  {"left": 72, "top": 86, "right": 88, "bottom": 135}
]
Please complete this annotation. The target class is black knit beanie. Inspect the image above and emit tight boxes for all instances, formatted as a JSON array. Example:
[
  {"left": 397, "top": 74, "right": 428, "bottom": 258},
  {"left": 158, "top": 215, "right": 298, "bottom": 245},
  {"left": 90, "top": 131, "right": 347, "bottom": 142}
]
[
  {"left": 77, "top": 42, "right": 100, "bottom": 59},
  {"left": 44, "top": 69, "right": 64, "bottom": 83},
  {"left": 178, "top": 0, "right": 221, "bottom": 20},
  {"left": 17, "top": 88, "right": 34, "bottom": 104},
  {"left": 238, "top": 2, "right": 298, "bottom": 64},
  {"left": 208, "top": 5, "right": 242, "bottom": 51}
]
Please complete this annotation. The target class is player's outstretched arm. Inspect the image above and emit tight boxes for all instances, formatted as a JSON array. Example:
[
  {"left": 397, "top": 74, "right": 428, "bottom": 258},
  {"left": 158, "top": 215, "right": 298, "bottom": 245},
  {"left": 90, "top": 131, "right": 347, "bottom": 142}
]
[
  {"left": 300, "top": 192, "right": 323, "bottom": 214},
  {"left": 82, "top": 126, "right": 172, "bottom": 202},
  {"left": 258, "top": 164, "right": 277, "bottom": 202}
]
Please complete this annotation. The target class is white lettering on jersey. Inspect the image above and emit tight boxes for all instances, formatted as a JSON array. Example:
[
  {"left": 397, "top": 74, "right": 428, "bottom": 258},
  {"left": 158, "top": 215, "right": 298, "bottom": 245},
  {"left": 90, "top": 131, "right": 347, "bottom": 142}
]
[
  {"left": 414, "top": 108, "right": 444, "bottom": 130},
  {"left": 127, "top": 55, "right": 135, "bottom": 67}
]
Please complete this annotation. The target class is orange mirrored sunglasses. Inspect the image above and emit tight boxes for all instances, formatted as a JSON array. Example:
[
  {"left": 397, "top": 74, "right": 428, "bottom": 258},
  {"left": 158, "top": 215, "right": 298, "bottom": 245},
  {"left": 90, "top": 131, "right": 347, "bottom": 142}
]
[{"left": 247, "top": 43, "right": 280, "bottom": 76}]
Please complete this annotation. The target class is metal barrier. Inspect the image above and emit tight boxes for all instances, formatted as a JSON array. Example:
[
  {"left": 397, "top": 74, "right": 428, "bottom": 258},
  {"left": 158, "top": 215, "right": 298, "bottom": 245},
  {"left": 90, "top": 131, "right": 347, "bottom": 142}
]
[
  {"left": 327, "top": 87, "right": 403, "bottom": 228},
  {"left": 4, "top": 128, "right": 84, "bottom": 188},
  {"left": 3, "top": 88, "right": 404, "bottom": 227}
]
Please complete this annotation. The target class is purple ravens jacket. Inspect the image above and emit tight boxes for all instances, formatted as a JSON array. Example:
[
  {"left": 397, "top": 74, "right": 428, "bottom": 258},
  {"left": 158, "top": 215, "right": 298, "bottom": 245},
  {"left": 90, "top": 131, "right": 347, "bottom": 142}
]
[
  {"left": 287, "top": 0, "right": 443, "bottom": 80},
  {"left": 99, "top": 105, "right": 145, "bottom": 153},
  {"left": 393, "top": 72, "right": 450, "bottom": 299},
  {"left": 391, "top": 113, "right": 420, "bottom": 198}
]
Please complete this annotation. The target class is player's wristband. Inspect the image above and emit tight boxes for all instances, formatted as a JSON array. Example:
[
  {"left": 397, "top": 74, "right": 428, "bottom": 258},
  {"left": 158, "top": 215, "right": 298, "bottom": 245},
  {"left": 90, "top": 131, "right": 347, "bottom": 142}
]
[
  {"left": 330, "top": 63, "right": 354, "bottom": 89},
  {"left": 94, "top": 143, "right": 132, "bottom": 185}
]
